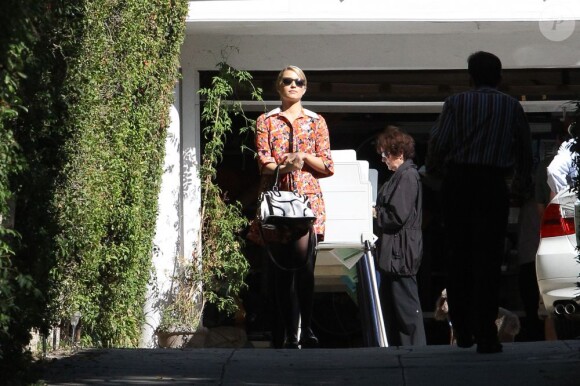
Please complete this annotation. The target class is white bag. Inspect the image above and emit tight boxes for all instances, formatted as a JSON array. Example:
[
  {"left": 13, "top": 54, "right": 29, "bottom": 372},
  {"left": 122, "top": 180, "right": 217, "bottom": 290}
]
[
  {"left": 259, "top": 187, "right": 316, "bottom": 228},
  {"left": 258, "top": 164, "right": 316, "bottom": 229},
  {"left": 256, "top": 166, "right": 316, "bottom": 271}
]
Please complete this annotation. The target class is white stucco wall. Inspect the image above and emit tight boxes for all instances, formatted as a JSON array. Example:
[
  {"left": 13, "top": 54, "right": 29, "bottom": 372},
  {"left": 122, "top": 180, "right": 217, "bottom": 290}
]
[
  {"left": 180, "top": 60, "right": 202, "bottom": 299},
  {"left": 186, "top": 0, "right": 580, "bottom": 70},
  {"left": 181, "top": 31, "right": 580, "bottom": 72},
  {"left": 188, "top": 0, "right": 580, "bottom": 23},
  {"left": 140, "top": 104, "right": 199, "bottom": 347}
]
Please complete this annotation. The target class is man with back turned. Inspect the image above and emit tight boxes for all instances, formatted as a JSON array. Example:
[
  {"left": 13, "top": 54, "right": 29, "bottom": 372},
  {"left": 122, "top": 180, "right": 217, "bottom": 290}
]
[{"left": 426, "top": 51, "right": 533, "bottom": 353}]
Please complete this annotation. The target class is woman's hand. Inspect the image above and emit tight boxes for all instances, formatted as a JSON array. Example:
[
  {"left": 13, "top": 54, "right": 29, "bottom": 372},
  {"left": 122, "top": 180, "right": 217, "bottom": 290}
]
[
  {"left": 282, "top": 152, "right": 306, "bottom": 171},
  {"left": 281, "top": 152, "right": 329, "bottom": 175}
]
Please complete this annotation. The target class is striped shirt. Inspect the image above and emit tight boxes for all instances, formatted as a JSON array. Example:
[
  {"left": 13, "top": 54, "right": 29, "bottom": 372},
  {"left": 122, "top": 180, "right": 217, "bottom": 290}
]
[{"left": 426, "top": 87, "right": 533, "bottom": 184}]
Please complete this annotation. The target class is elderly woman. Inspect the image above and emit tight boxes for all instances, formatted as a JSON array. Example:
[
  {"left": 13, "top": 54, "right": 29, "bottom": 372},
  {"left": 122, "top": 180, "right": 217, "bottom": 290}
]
[{"left": 375, "top": 125, "right": 426, "bottom": 346}]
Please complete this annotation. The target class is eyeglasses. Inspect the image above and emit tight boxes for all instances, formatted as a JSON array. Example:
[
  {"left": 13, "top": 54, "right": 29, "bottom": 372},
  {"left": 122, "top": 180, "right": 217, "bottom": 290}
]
[{"left": 282, "top": 77, "right": 306, "bottom": 88}]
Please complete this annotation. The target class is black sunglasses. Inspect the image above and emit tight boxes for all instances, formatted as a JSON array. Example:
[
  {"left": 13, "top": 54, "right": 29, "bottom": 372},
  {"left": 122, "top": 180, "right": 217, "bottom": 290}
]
[{"left": 282, "top": 77, "right": 306, "bottom": 87}]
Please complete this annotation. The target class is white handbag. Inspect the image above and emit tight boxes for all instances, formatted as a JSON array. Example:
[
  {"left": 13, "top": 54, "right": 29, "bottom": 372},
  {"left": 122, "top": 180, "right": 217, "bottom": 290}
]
[
  {"left": 258, "top": 165, "right": 316, "bottom": 229},
  {"left": 257, "top": 166, "right": 316, "bottom": 270}
]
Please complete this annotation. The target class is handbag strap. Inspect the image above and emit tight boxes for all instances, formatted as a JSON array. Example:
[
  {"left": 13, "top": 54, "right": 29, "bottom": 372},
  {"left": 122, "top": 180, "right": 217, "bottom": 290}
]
[
  {"left": 289, "top": 122, "right": 294, "bottom": 153},
  {"left": 288, "top": 124, "right": 298, "bottom": 191},
  {"left": 271, "top": 124, "right": 296, "bottom": 191},
  {"left": 272, "top": 164, "right": 281, "bottom": 189}
]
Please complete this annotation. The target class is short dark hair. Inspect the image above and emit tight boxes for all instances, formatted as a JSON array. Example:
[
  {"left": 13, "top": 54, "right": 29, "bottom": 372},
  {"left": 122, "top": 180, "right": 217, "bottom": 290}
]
[
  {"left": 376, "top": 125, "right": 416, "bottom": 160},
  {"left": 467, "top": 51, "right": 502, "bottom": 88}
]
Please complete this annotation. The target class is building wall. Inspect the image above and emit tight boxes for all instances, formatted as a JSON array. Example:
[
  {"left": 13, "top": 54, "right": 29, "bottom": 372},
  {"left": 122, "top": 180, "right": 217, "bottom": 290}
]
[
  {"left": 181, "top": 31, "right": 580, "bottom": 72},
  {"left": 139, "top": 105, "right": 183, "bottom": 347}
]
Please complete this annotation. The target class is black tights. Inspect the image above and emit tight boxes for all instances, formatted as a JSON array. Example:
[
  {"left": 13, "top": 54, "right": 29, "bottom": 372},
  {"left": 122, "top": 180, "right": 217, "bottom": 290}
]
[{"left": 267, "top": 230, "right": 317, "bottom": 347}]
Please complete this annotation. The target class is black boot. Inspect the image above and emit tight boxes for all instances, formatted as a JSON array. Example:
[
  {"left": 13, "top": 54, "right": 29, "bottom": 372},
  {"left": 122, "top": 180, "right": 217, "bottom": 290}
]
[
  {"left": 284, "top": 333, "right": 299, "bottom": 349},
  {"left": 299, "top": 327, "right": 319, "bottom": 348}
]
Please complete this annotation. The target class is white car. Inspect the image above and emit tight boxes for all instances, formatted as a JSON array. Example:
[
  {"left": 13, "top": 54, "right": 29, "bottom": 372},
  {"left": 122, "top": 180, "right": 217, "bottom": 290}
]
[{"left": 536, "top": 188, "right": 580, "bottom": 323}]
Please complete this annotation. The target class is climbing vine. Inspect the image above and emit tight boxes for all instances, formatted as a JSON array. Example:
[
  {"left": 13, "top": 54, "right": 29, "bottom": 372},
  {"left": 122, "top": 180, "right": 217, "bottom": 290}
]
[
  {"left": 8, "top": 0, "right": 188, "bottom": 351},
  {"left": 0, "top": 1, "right": 43, "bottom": 375},
  {"left": 197, "top": 61, "right": 263, "bottom": 315}
]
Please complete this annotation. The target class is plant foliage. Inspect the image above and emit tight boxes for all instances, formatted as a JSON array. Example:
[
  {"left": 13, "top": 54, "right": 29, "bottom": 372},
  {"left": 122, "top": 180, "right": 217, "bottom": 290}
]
[
  {"left": 195, "top": 61, "right": 263, "bottom": 317},
  {"left": 6, "top": 0, "right": 188, "bottom": 353},
  {"left": 563, "top": 100, "right": 580, "bottom": 295},
  {"left": 566, "top": 100, "right": 580, "bottom": 273},
  {"left": 567, "top": 100, "right": 580, "bottom": 186},
  {"left": 0, "top": 1, "right": 43, "bottom": 373}
]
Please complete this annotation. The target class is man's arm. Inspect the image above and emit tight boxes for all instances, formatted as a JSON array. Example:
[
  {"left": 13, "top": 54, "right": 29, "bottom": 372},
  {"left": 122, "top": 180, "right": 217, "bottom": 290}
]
[
  {"left": 426, "top": 100, "right": 454, "bottom": 175},
  {"left": 512, "top": 104, "right": 534, "bottom": 198}
]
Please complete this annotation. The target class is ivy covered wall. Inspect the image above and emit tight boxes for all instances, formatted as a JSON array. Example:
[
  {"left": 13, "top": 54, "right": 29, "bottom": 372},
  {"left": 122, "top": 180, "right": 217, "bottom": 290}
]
[
  {"left": 0, "top": 1, "right": 42, "bottom": 375},
  {"left": 1, "top": 0, "right": 188, "bottom": 363}
]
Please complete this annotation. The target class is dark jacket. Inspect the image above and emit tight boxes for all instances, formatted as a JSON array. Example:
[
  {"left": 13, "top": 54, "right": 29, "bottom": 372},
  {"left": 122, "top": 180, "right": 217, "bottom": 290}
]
[{"left": 376, "top": 159, "right": 422, "bottom": 276}]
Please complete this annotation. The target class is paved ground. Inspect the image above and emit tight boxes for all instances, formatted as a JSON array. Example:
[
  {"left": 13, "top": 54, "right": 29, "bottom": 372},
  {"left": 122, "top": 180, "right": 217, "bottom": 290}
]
[{"left": 35, "top": 339, "right": 580, "bottom": 385}]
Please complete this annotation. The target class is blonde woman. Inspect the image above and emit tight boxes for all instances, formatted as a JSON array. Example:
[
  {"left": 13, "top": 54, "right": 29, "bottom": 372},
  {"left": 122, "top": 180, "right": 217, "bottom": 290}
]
[{"left": 248, "top": 65, "right": 334, "bottom": 348}]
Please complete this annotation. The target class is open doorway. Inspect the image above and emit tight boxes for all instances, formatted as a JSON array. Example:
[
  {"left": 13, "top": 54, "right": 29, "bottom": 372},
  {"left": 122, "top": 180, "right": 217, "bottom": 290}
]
[{"left": 199, "top": 68, "right": 571, "bottom": 347}]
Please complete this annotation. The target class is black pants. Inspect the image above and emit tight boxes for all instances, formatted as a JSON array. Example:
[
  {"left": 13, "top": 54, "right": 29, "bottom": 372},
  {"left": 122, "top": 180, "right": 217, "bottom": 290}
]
[
  {"left": 266, "top": 230, "right": 317, "bottom": 348},
  {"left": 441, "top": 164, "right": 509, "bottom": 344},
  {"left": 379, "top": 274, "right": 427, "bottom": 346},
  {"left": 519, "top": 261, "right": 543, "bottom": 340}
]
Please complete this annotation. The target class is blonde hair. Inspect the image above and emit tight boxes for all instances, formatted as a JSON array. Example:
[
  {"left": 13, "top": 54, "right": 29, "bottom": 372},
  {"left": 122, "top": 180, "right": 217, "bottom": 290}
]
[{"left": 276, "top": 65, "right": 307, "bottom": 90}]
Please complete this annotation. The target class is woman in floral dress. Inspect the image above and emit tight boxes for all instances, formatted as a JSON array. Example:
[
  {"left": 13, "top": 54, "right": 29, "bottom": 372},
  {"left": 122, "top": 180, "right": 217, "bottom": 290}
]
[{"left": 251, "top": 65, "right": 334, "bottom": 348}]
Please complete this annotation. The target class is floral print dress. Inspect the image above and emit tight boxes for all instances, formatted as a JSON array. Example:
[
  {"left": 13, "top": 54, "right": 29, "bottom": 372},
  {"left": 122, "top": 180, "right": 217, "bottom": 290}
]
[{"left": 253, "top": 107, "right": 334, "bottom": 239}]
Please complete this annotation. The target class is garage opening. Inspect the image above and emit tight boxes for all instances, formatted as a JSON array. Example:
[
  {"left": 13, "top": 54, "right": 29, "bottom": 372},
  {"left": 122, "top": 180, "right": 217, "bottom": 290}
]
[{"left": 199, "top": 68, "right": 578, "bottom": 347}]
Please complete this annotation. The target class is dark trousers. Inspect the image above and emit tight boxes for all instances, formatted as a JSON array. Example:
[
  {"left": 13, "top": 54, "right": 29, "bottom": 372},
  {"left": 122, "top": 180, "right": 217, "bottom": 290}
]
[
  {"left": 519, "top": 261, "right": 543, "bottom": 340},
  {"left": 266, "top": 230, "right": 317, "bottom": 348},
  {"left": 379, "top": 274, "right": 427, "bottom": 346},
  {"left": 441, "top": 165, "right": 509, "bottom": 344}
]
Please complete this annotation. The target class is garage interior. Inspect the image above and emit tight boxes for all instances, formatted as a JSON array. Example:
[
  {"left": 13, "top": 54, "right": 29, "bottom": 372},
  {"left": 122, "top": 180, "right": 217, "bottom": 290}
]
[{"left": 199, "top": 68, "right": 580, "bottom": 347}]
